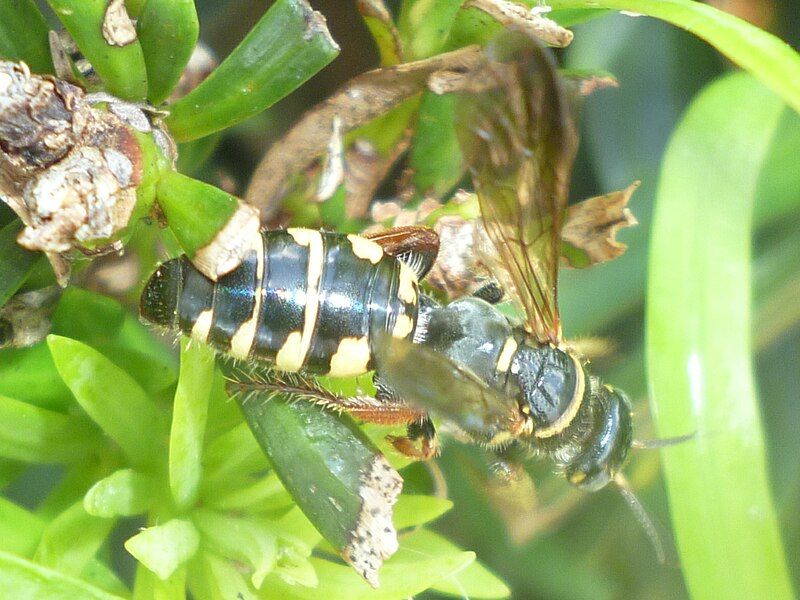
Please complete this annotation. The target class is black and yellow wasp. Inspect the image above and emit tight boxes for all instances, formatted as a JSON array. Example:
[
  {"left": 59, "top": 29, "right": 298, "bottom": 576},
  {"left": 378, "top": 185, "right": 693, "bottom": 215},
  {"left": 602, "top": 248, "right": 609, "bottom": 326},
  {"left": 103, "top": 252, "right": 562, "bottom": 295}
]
[{"left": 141, "top": 32, "right": 671, "bottom": 553}]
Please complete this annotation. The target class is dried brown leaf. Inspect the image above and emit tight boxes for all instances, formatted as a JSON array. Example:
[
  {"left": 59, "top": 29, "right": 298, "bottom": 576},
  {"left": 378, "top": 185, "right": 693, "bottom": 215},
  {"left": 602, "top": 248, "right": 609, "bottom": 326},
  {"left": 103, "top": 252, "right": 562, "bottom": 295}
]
[
  {"left": 244, "top": 45, "right": 484, "bottom": 219},
  {"left": 561, "top": 181, "right": 639, "bottom": 268},
  {"left": 465, "top": 0, "right": 574, "bottom": 48}
]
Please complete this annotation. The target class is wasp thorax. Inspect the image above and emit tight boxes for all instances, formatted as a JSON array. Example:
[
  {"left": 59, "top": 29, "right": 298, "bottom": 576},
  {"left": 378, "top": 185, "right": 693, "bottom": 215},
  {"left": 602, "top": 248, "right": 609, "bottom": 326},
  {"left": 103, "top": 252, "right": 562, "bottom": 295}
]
[
  {"left": 140, "top": 258, "right": 182, "bottom": 327},
  {"left": 509, "top": 345, "right": 586, "bottom": 437},
  {"left": 565, "top": 385, "right": 633, "bottom": 491}
]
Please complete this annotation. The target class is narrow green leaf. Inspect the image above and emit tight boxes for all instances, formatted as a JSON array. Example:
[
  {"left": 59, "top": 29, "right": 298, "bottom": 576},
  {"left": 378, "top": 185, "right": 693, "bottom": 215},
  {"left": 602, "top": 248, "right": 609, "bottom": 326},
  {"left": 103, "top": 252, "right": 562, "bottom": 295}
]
[
  {"left": 125, "top": 519, "right": 200, "bottom": 581},
  {"left": 0, "top": 0, "right": 53, "bottom": 73},
  {"left": 0, "top": 394, "right": 101, "bottom": 463},
  {"left": 34, "top": 500, "right": 115, "bottom": 577},
  {"left": 80, "top": 558, "right": 131, "bottom": 597},
  {"left": 170, "top": 339, "right": 214, "bottom": 510},
  {"left": 137, "top": 0, "right": 199, "bottom": 104},
  {"left": 188, "top": 552, "right": 259, "bottom": 600},
  {"left": 47, "top": 334, "right": 166, "bottom": 468},
  {"left": 238, "top": 393, "right": 403, "bottom": 585},
  {"left": 204, "top": 471, "right": 293, "bottom": 513},
  {"left": 260, "top": 534, "right": 475, "bottom": 599},
  {"left": 393, "top": 495, "right": 453, "bottom": 529},
  {"left": 406, "top": 530, "right": 509, "bottom": 599},
  {"left": 647, "top": 73, "right": 792, "bottom": 598},
  {"left": 0, "top": 551, "right": 125, "bottom": 600},
  {"left": 0, "top": 497, "right": 46, "bottom": 557},
  {"left": 193, "top": 509, "right": 278, "bottom": 589},
  {"left": 165, "top": 0, "right": 340, "bottom": 141},
  {"left": 84, "top": 468, "right": 156, "bottom": 517},
  {"left": 46, "top": 0, "right": 148, "bottom": 100},
  {"left": 398, "top": 0, "right": 463, "bottom": 60},
  {"left": 0, "top": 219, "right": 45, "bottom": 307},
  {"left": 156, "top": 171, "right": 237, "bottom": 257},
  {"left": 0, "top": 344, "right": 70, "bottom": 409},
  {"left": 549, "top": 0, "right": 800, "bottom": 115}
]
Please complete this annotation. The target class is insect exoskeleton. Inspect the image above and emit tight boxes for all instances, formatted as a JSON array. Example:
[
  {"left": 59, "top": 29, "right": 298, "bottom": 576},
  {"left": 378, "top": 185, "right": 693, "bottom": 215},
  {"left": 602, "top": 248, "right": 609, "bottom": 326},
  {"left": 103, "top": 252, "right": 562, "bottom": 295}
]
[{"left": 140, "top": 227, "right": 429, "bottom": 378}]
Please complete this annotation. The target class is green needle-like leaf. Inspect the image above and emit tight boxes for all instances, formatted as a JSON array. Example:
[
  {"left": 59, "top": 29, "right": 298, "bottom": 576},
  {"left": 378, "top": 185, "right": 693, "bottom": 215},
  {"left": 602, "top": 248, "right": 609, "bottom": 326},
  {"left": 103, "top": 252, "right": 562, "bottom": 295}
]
[
  {"left": 548, "top": 0, "right": 800, "bottom": 114},
  {"left": 169, "top": 339, "right": 215, "bottom": 510},
  {"left": 392, "top": 495, "right": 453, "bottom": 529},
  {"left": 47, "top": 0, "right": 148, "bottom": 100},
  {"left": 137, "top": 0, "right": 199, "bottom": 104},
  {"left": 398, "top": 0, "right": 463, "bottom": 60},
  {"left": 125, "top": 519, "right": 200, "bottom": 581},
  {"left": 47, "top": 335, "right": 166, "bottom": 468},
  {"left": 0, "top": 394, "right": 101, "bottom": 463},
  {"left": 84, "top": 469, "right": 156, "bottom": 518},
  {"left": 410, "top": 91, "right": 464, "bottom": 199},
  {"left": 165, "top": 0, "right": 340, "bottom": 141},
  {"left": 647, "top": 73, "right": 793, "bottom": 599},
  {"left": 0, "top": 497, "right": 46, "bottom": 557},
  {"left": 34, "top": 500, "right": 115, "bottom": 577},
  {"left": 0, "top": 0, "right": 53, "bottom": 73},
  {"left": 0, "top": 551, "right": 125, "bottom": 600}
]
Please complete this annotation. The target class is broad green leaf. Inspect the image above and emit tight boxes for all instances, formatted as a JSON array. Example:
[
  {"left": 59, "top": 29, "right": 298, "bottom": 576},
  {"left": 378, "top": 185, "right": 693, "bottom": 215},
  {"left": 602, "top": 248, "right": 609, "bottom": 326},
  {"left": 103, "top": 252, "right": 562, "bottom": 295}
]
[
  {"left": 46, "top": 0, "right": 148, "bottom": 99},
  {"left": 0, "top": 219, "right": 44, "bottom": 307},
  {"left": 204, "top": 472, "right": 292, "bottom": 513},
  {"left": 165, "top": 0, "right": 340, "bottom": 141},
  {"left": 84, "top": 468, "right": 156, "bottom": 517},
  {"left": 647, "top": 73, "right": 792, "bottom": 598},
  {"left": 0, "top": 0, "right": 53, "bottom": 73},
  {"left": 548, "top": 0, "right": 800, "bottom": 114},
  {"left": 170, "top": 339, "right": 214, "bottom": 510},
  {"left": 0, "top": 394, "right": 101, "bottom": 463},
  {"left": 137, "top": 0, "right": 199, "bottom": 104},
  {"left": 0, "top": 551, "right": 125, "bottom": 600},
  {"left": 34, "top": 500, "right": 115, "bottom": 577},
  {"left": 47, "top": 335, "right": 166, "bottom": 468},
  {"left": 125, "top": 519, "right": 200, "bottom": 580}
]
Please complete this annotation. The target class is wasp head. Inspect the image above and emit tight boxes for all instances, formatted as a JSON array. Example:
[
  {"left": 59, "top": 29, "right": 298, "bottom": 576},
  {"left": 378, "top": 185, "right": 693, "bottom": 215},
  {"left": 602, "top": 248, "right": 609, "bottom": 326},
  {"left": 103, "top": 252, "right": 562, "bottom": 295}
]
[{"left": 564, "top": 384, "right": 633, "bottom": 491}]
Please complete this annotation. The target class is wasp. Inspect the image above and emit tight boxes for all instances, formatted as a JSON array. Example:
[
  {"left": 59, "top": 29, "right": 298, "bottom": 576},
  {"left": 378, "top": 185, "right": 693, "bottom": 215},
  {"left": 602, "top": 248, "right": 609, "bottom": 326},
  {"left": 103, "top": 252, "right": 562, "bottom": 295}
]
[{"left": 141, "top": 32, "right": 682, "bottom": 558}]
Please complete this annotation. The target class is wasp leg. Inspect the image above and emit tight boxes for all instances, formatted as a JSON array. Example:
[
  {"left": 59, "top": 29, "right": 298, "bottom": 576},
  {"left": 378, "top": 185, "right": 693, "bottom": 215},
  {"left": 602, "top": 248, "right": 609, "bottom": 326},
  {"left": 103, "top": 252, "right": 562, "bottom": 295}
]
[
  {"left": 387, "top": 417, "right": 439, "bottom": 460},
  {"left": 364, "top": 226, "right": 440, "bottom": 279},
  {"left": 373, "top": 377, "right": 438, "bottom": 459}
]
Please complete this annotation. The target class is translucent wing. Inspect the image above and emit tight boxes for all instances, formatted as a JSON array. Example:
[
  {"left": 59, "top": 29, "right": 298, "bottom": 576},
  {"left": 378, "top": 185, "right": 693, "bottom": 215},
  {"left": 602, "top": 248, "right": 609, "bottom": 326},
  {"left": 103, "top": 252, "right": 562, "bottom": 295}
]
[
  {"left": 456, "top": 33, "right": 577, "bottom": 344},
  {"left": 374, "top": 334, "right": 527, "bottom": 446}
]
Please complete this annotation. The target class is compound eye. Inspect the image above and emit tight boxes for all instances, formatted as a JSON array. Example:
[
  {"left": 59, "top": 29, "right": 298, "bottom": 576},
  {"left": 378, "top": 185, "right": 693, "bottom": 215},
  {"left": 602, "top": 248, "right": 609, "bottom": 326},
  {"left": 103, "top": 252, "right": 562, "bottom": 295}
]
[{"left": 0, "top": 318, "right": 13, "bottom": 347}]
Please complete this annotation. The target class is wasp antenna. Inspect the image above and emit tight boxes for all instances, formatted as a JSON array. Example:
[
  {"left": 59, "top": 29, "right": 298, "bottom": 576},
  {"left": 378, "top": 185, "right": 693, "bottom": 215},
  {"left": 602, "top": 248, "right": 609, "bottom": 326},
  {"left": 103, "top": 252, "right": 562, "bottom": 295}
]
[
  {"left": 632, "top": 431, "right": 696, "bottom": 450},
  {"left": 613, "top": 473, "right": 666, "bottom": 564}
]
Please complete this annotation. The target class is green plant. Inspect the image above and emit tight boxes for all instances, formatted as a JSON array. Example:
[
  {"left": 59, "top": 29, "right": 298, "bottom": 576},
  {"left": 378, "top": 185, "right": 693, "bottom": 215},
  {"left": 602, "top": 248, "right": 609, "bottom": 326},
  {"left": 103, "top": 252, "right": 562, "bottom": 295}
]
[{"left": 1, "top": 1, "right": 799, "bottom": 599}]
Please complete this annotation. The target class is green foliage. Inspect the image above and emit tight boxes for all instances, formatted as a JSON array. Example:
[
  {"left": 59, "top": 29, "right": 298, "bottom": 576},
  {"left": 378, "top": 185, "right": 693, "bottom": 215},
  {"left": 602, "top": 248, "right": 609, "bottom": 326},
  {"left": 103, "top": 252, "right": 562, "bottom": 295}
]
[
  {"left": 1, "top": 1, "right": 800, "bottom": 599},
  {"left": 647, "top": 73, "right": 792, "bottom": 598}
]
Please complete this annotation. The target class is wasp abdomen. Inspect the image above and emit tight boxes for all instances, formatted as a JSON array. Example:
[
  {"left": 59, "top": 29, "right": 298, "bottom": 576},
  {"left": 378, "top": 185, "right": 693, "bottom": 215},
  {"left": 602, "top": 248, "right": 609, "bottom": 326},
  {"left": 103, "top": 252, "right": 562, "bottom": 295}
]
[{"left": 141, "top": 228, "right": 420, "bottom": 377}]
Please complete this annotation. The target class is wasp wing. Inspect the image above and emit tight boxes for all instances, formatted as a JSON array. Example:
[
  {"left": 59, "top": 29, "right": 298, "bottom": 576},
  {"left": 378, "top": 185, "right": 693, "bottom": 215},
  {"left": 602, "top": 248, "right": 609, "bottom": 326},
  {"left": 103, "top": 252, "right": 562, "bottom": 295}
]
[
  {"left": 374, "top": 334, "right": 526, "bottom": 446},
  {"left": 456, "top": 33, "right": 577, "bottom": 344}
]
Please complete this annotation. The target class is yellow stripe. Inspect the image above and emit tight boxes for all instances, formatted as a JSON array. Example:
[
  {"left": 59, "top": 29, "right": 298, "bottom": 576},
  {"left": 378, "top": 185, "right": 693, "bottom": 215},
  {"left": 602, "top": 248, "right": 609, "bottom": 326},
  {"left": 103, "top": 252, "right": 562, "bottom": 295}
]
[
  {"left": 191, "top": 309, "right": 213, "bottom": 343},
  {"left": 328, "top": 336, "right": 371, "bottom": 377},
  {"left": 397, "top": 261, "right": 418, "bottom": 304},
  {"left": 495, "top": 337, "right": 517, "bottom": 373},
  {"left": 275, "top": 229, "right": 324, "bottom": 371},
  {"left": 347, "top": 234, "right": 384, "bottom": 264},
  {"left": 228, "top": 233, "right": 264, "bottom": 359}
]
